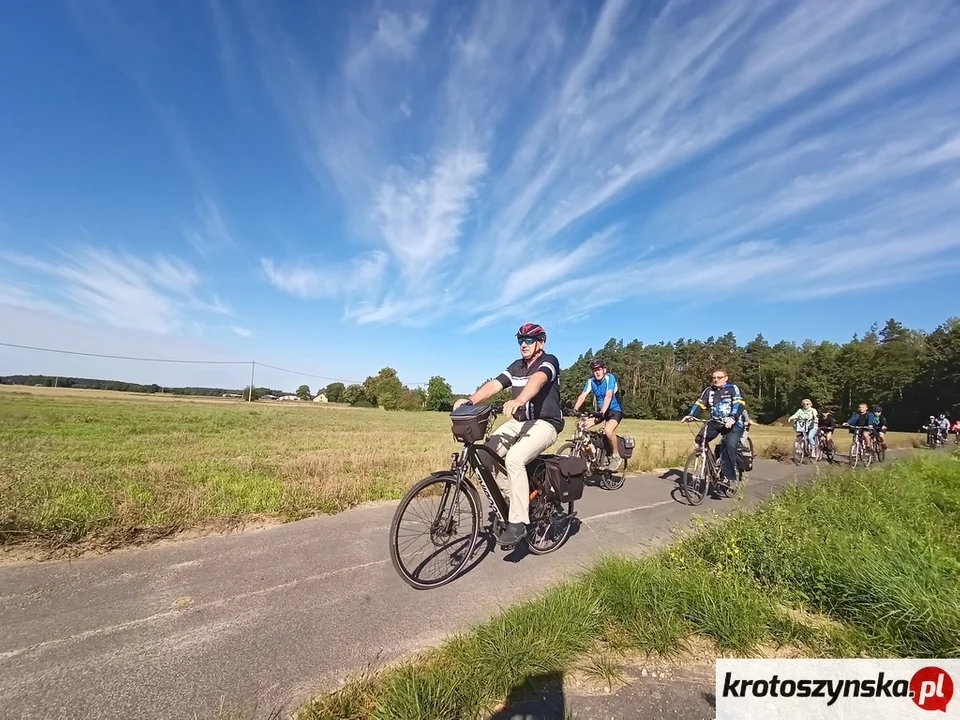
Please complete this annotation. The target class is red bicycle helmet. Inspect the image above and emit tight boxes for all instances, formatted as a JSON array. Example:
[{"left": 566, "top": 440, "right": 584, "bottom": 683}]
[{"left": 516, "top": 322, "right": 546, "bottom": 341}]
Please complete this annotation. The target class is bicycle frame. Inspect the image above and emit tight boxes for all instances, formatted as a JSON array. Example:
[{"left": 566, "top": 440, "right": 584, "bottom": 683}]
[
  {"left": 568, "top": 414, "right": 608, "bottom": 464},
  {"left": 687, "top": 417, "right": 725, "bottom": 479},
  {"left": 848, "top": 426, "right": 871, "bottom": 463},
  {"left": 434, "top": 412, "right": 518, "bottom": 534}
]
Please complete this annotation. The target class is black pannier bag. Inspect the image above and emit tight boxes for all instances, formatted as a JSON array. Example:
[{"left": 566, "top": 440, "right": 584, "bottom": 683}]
[
  {"left": 450, "top": 403, "right": 493, "bottom": 444},
  {"left": 617, "top": 435, "right": 635, "bottom": 459},
  {"left": 542, "top": 455, "right": 587, "bottom": 502}
]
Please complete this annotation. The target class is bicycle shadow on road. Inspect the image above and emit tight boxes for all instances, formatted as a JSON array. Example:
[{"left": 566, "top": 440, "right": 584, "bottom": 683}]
[
  {"left": 658, "top": 468, "right": 693, "bottom": 506},
  {"left": 487, "top": 671, "right": 567, "bottom": 720},
  {"left": 659, "top": 468, "right": 683, "bottom": 485}
]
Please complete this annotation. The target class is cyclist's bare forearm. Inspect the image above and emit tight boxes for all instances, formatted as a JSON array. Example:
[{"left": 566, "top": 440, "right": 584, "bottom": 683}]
[{"left": 466, "top": 379, "right": 505, "bottom": 405}]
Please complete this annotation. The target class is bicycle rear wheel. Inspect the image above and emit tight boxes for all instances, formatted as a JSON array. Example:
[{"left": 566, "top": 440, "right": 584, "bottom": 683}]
[
  {"left": 388, "top": 473, "right": 481, "bottom": 590},
  {"left": 681, "top": 449, "right": 709, "bottom": 506},
  {"left": 875, "top": 440, "right": 886, "bottom": 463},
  {"left": 525, "top": 459, "right": 575, "bottom": 555}
]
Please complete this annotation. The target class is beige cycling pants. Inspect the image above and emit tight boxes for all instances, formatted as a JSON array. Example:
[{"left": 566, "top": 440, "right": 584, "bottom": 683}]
[{"left": 485, "top": 418, "right": 558, "bottom": 525}]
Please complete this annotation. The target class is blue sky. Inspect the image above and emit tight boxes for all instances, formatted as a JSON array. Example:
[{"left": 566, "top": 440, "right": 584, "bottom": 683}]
[{"left": 2, "top": 0, "right": 960, "bottom": 395}]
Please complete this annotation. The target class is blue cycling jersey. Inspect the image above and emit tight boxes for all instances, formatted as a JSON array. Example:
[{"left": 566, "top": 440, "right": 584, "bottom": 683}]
[{"left": 583, "top": 373, "right": 621, "bottom": 412}]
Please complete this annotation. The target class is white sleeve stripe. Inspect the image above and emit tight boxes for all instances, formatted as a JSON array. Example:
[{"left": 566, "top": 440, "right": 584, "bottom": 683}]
[{"left": 541, "top": 362, "right": 557, "bottom": 378}]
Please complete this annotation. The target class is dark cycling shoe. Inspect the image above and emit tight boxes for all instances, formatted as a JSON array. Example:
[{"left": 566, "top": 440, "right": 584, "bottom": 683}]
[{"left": 497, "top": 522, "right": 526, "bottom": 547}]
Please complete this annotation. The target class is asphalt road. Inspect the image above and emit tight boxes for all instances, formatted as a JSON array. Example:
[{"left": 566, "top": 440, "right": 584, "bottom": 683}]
[{"left": 0, "top": 452, "right": 897, "bottom": 720}]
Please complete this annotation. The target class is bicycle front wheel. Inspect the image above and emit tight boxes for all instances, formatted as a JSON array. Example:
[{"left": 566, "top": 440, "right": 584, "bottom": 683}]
[
  {"left": 681, "top": 449, "right": 709, "bottom": 506},
  {"left": 600, "top": 457, "right": 627, "bottom": 491},
  {"left": 388, "top": 473, "right": 481, "bottom": 590},
  {"left": 794, "top": 436, "right": 805, "bottom": 465}
]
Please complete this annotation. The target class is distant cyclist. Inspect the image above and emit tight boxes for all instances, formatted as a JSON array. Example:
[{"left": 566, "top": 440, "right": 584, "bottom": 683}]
[
  {"left": 871, "top": 405, "right": 889, "bottom": 450},
  {"left": 572, "top": 358, "right": 623, "bottom": 471},
  {"left": 951, "top": 418, "right": 960, "bottom": 443},
  {"left": 819, "top": 408, "right": 836, "bottom": 450},
  {"left": 789, "top": 399, "right": 818, "bottom": 455},
  {"left": 938, "top": 413, "right": 950, "bottom": 440},
  {"left": 844, "top": 402, "right": 876, "bottom": 451},
  {"left": 680, "top": 367, "right": 746, "bottom": 487},
  {"left": 740, "top": 406, "right": 753, "bottom": 450}
]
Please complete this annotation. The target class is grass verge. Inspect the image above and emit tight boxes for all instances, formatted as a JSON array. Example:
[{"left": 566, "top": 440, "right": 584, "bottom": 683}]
[{"left": 298, "top": 453, "right": 960, "bottom": 720}]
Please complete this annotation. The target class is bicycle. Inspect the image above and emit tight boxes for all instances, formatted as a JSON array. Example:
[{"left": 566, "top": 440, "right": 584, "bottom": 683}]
[
  {"left": 842, "top": 424, "right": 873, "bottom": 468},
  {"left": 388, "top": 403, "right": 582, "bottom": 590},
  {"left": 812, "top": 428, "right": 835, "bottom": 463},
  {"left": 792, "top": 422, "right": 816, "bottom": 465},
  {"left": 679, "top": 417, "right": 745, "bottom": 506},
  {"left": 872, "top": 429, "right": 887, "bottom": 463},
  {"left": 923, "top": 425, "right": 944, "bottom": 449},
  {"left": 555, "top": 412, "right": 633, "bottom": 490}
]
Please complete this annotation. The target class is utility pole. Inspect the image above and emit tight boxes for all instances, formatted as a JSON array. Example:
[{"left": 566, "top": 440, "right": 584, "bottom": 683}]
[{"left": 249, "top": 361, "right": 256, "bottom": 402}]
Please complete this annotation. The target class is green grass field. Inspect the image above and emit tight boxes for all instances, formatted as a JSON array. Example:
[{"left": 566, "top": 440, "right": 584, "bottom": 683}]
[
  {"left": 0, "top": 387, "right": 923, "bottom": 552},
  {"left": 299, "top": 453, "right": 960, "bottom": 720}
]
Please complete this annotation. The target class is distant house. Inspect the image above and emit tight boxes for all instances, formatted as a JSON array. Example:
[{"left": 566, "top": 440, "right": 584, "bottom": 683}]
[
  {"left": 278, "top": 394, "right": 300, "bottom": 401},
  {"left": 313, "top": 393, "right": 328, "bottom": 403},
  {"left": 260, "top": 394, "right": 278, "bottom": 401},
  {"left": 222, "top": 393, "right": 242, "bottom": 398}
]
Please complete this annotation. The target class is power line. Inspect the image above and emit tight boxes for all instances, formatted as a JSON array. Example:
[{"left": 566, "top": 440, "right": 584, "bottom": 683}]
[
  {"left": 256, "top": 362, "right": 362, "bottom": 386},
  {"left": 0, "top": 341, "right": 247, "bottom": 365},
  {"left": 0, "top": 341, "right": 429, "bottom": 388}
]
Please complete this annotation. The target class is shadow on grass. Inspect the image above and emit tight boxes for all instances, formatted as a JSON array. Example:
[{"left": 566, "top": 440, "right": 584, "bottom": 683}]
[{"left": 488, "top": 671, "right": 567, "bottom": 720}]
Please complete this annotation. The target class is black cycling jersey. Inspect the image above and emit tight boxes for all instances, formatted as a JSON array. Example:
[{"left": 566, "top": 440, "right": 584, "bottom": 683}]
[{"left": 496, "top": 352, "right": 564, "bottom": 433}]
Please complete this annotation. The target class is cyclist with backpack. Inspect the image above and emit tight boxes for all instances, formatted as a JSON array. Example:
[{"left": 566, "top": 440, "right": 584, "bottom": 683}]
[{"left": 572, "top": 358, "right": 624, "bottom": 471}]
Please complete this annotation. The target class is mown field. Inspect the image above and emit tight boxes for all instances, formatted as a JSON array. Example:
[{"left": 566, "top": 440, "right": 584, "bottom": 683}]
[
  {"left": 299, "top": 453, "right": 960, "bottom": 720},
  {"left": 0, "top": 386, "right": 922, "bottom": 552}
]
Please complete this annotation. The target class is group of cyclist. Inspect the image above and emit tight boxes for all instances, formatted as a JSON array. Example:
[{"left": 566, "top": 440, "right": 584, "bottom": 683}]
[
  {"left": 923, "top": 413, "right": 957, "bottom": 445},
  {"left": 454, "top": 321, "right": 953, "bottom": 546},
  {"left": 786, "top": 400, "right": 889, "bottom": 457}
]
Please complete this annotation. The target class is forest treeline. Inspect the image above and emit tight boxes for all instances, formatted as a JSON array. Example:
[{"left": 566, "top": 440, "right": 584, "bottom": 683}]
[
  {"left": 4, "top": 316, "right": 958, "bottom": 431},
  {"left": 558, "top": 317, "right": 960, "bottom": 431}
]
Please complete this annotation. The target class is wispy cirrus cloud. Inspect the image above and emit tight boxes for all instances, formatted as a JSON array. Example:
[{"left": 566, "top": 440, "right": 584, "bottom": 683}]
[
  {"left": 230, "top": 0, "right": 960, "bottom": 328},
  {"left": 184, "top": 194, "right": 237, "bottom": 258},
  {"left": 0, "top": 246, "right": 232, "bottom": 335},
  {"left": 260, "top": 251, "right": 389, "bottom": 300}
]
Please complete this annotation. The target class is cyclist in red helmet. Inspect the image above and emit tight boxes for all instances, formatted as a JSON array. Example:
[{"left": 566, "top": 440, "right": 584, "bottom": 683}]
[
  {"left": 571, "top": 358, "right": 624, "bottom": 471},
  {"left": 453, "top": 322, "right": 564, "bottom": 546}
]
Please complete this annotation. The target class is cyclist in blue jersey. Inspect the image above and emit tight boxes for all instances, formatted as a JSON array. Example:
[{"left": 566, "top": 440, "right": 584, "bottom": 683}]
[{"left": 572, "top": 358, "right": 624, "bottom": 471}]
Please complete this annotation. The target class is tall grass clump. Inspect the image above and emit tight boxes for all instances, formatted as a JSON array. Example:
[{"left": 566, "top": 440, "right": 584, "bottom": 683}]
[
  {"left": 681, "top": 454, "right": 960, "bottom": 657},
  {"left": 299, "top": 454, "right": 960, "bottom": 719}
]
